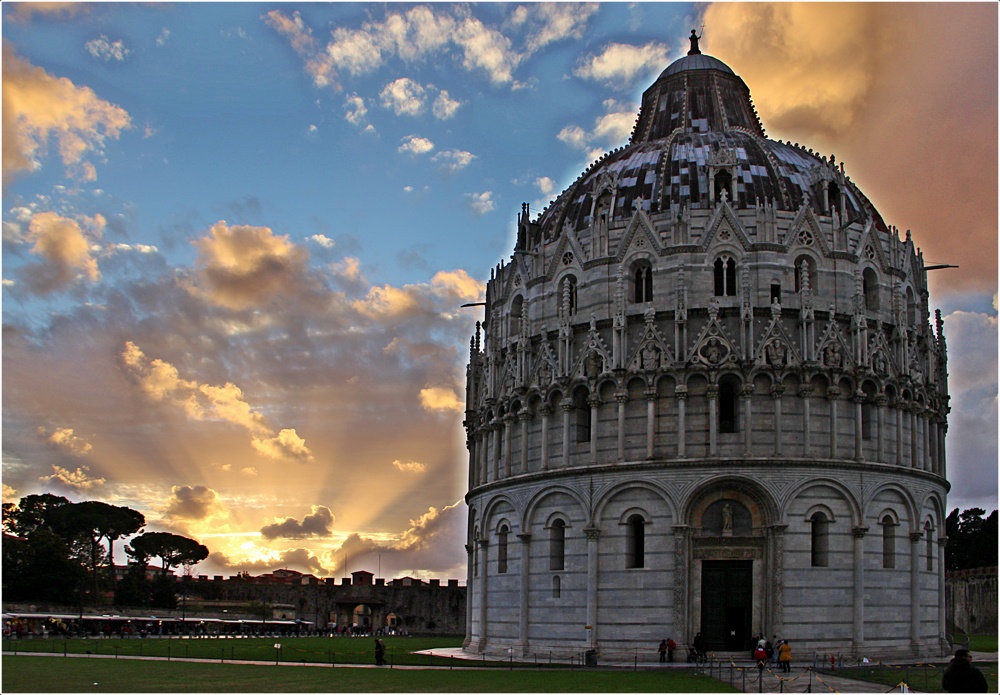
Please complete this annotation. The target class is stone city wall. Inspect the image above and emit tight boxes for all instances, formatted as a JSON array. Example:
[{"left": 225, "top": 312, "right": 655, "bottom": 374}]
[{"left": 946, "top": 566, "right": 997, "bottom": 635}]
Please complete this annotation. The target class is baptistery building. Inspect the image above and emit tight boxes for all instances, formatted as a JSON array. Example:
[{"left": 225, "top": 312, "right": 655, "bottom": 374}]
[{"left": 462, "top": 37, "right": 950, "bottom": 660}]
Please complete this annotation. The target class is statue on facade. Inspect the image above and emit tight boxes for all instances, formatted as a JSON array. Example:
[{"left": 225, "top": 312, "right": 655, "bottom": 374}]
[{"left": 688, "top": 29, "right": 702, "bottom": 55}]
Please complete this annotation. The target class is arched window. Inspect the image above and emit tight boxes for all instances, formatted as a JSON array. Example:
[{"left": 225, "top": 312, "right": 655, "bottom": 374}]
[
  {"left": 634, "top": 264, "right": 653, "bottom": 303},
  {"left": 905, "top": 288, "right": 917, "bottom": 326},
  {"left": 714, "top": 169, "right": 733, "bottom": 202},
  {"left": 925, "top": 522, "right": 934, "bottom": 571},
  {"left": 550, "top": 519, "right": 566, "bottom": 571},
  {"left": 810, "top": 511, "right": 830, "bottom": 567},
  {"left": 714, "top": 257, "right": 737, "bottom": 297},
  {"left": 626, "top": 514, "right": 646, "bottom": 569},
  {"left": 574, "top": 389, "right": 591, "bottom": 443},
  {"left": 473, "top": 527, "right": 480, "bottom": 577},
  {"left": 562, "top": 275, "right": 578, "bottom": 316},
  {"left": 552, "top": 575, "right": 561, "bottom": 598},
  {"left": 719, "top": 377, "right": 739, "bottom": 433},
  {"left": 828, "top": 182, "right": 841, "bottom": 213},
  {"left": 881, "top": 515, "right": 896, "bottom": 569},
  {"left": 497, "top": 524, "right": 509, "bottom": 574},
  {"left": 863, "top": 268, "right": 879, "bottom": 311},
  {"left": 861, "top": 402, "right": 874, "bottom": 440}
]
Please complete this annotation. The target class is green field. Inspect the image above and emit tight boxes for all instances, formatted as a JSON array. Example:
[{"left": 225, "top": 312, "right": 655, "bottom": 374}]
[
  {"left": 816, "top": 660, "right": 998, "bottom": 694},
  {"left": 1, "top": 656, "right": 737, "bottom": 693},
  {"left": 3, "top": 635, "right": 468, "bottom": 667}
]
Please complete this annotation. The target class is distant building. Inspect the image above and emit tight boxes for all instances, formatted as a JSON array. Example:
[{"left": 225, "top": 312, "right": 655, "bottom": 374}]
[{"left": 463, "top": 39, "right": 949, "bottom": 659}]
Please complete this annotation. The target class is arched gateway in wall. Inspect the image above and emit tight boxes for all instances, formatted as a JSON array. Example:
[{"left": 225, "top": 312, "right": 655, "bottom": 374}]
[{"left": 462, "top": 37, "right": 950, "bottom": 660}]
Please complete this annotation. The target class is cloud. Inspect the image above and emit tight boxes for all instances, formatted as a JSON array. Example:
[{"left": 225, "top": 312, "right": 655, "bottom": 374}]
[
  {"left": 85, "top": 36, "right": 131, "bottom": 62},
  {"left": 164, "top": 485, "right": 226, "bottom": 521},
  {"left": 392, "top": 460, "right": 427, "bottom": 474},
  {"left": 39, "top": 426, "right": 93, "bottom": 456},
  {"left": 343, "top": 94, "right": 368, "bottom": 127},
  {"left": 2, "top": 45, "right": 131, "bottom": 181},
  {"left": 39, "top": 465, "right": 106, "bottom": 492},
  {"left": 522, "top": 3, "right": 599, "bottom": 53},
  {"left": 535, "top": 177, "right": 556, "bottom": 196},
  {"left": 432, "top": 90, "right": 461, "bottom": 120},
  {"left": 121, "top": 341, "right": 314, "bottom": 462},
  {"left": 466, "top": 191, "right": 496, "bottom": 215},
  {"left": 156, "top": 29, "right": 171, "bottom": 47},
  {"left": 265, "top": 6, "right": 523, "bottom": 89},
  {"left": 419, "top": 387, "right": 463, "bottom": 415},
  {"left": 7, "top": 3, "right": 89, "bottom": 21},
  {"left": 573, "top": 41, "right": 669, "bottom": 87},
  {"left": 22, "top": 211, "right": 103, "bottom": 292},
  {"left": 380, "top": 77, "right": 427, "bottom": 116},
  {"left": 260, "top": 505, "right": 335, "bottom": 539},
  {"left": 251, "top": 428, "right": 314, "bottom": 463},
  {"left": 557, "top": 99, "right": 637, "bottom": 161},
  {"left": 432, "top": 149, "right": 475, "bottom": 174},
  {"left": 398, "top": 134, "right": 434, "bottom": 156},
  {"left": 188, "top": 221, "right": 315, "bottom": 311}
]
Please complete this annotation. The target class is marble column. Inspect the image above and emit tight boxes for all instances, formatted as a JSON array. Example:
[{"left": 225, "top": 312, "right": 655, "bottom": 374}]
[
  {"left": 519, "top": 411, "right": 531, "bottom": 475},
  {"left": 852, "top": 526, "right": 868, "bottom": 654},
  {"left": 645, "top": 389, "right": 657, "bottom": 459},
  {"left": 798, "top": 386, "right": 812, "bottom": 457},
  {"left": 909, "top": 531, "right": 922, "bottom": 653},
  {"left": 676, "top": 387, "right": 687, "bottom": 457},
  {"left": 463, "top": 543, "right": 474, "bottom": 648},
  {"left": 585, "top": 527, "right": 601, "bottom": 650},
  {"left": 772, "top": 384, "right": 785, "bottom": 456},
  {"left": 616, "top": 392, "right": 628, "bottom": 461},
  {"left": 893, "top": 400, "right": 904, "bottom": 467},
  {"left": 539, "top": 405, "right": 551, "bottom": 470},
  {"left": 673, "top": 526, "right": 690, "bottom": 642},
  {"left": 828, "top": 387, "right": 841, "bottom": 458},
  {"left": 517, "top": 533, "right": 531, "bottom": 655},
  {"left": 561, "top": 402, "right": 574, "bottom": 467},
  {"left": 707, "top": 384, "right": 719, "bottom": 456},
  {"left": 875, "top": 395, "right": 887, "bottom": 463},
  {"left": 503, "top": 413, "right": 515, "bottom": 478},
  {"left": 478, "top": 538, "right": 490, "bottom": 652},
  {"left": 910, "top": 407, "right": 919, "bottom": 470},
  {"left": 937, "top": 536, "right": 948, "bottom": 653},
  {"left": 588, "top": 395, "right": 601, "bottom": 464},
  {"left": 492, "top": 420, "right": 502, "bottom": 481},
  {"left": 853, "top": 390, "right": 865, "bottom": 462},
  {"left": 743, "top": 384, "right": 755, "bottom": 456}
]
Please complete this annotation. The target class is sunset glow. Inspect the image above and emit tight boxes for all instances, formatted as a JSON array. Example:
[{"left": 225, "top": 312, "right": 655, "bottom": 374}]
[{"left": 3, "top": 3, "right": 996, "bottom": 581}]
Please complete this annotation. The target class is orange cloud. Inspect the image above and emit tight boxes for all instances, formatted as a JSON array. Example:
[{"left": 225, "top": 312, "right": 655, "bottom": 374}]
[
  {"left": 25, "top": 211, "right": 103, "bottom": 290},
  {"left": 418, "top": 386, "right": 463, "bottom": 414},
  {"left": 702, "top": 2, "right": 997, "bottom": 294},
  {"left": 39, "top": 464, "right": 106, "bottom": 492},
  {"left": 2, "top": 44, "right": 130, "bottom": 181},
  {"left": 39, "top": 426, "right": 93, "bottom": 456},
  {"left": 189, "top": 221, "right": 313, "bottom": 311},
  {"left": 122, "top": 342, "right": 313, "bottom": 462}
]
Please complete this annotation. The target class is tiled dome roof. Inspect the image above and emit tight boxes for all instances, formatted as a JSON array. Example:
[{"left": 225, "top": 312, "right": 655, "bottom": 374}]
[{"left": 536, "top": 52, "right": 886, "bottom": 239}]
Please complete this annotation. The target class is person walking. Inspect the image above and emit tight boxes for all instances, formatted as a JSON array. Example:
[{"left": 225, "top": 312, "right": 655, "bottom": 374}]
[
  {"left": 777, "top": 639, "right": 792, "bottom": 673},
  {"left": 942, "top": 649, "right": 988, "bottom": 692},
  {"left": 374, "top": 638, "right": 386, "bottom": 666},
  {"left": 666, "top": 637, "right": 677, "bottom": 662},
  {"left": 658, "top": 639, "right": 667, "bottom": 663}
]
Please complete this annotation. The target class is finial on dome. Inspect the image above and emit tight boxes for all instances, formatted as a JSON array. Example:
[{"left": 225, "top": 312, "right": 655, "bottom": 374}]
[{"left": 688, "top": 29, "right": 702, "bottom": 55}]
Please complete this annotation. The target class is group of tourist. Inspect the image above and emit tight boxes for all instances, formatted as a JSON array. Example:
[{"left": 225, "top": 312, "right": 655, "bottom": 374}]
[{"left": 751, "top": 635, "right": 792, "bottom": 672}]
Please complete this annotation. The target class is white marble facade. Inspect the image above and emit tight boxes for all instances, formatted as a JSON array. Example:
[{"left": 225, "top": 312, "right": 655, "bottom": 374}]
[{"left": 463, "top": 47, "right": 949, "bottom": 660}]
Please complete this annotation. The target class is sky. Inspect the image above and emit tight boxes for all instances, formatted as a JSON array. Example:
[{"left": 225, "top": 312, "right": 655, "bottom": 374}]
[{"left": 2, "top": 2, "right": 997, "bottom": 582}]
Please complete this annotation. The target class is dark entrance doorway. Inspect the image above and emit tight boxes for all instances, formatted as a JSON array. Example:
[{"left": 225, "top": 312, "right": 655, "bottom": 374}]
[{"left": 701, "top": 560, "right": 752, "bottom": 651}]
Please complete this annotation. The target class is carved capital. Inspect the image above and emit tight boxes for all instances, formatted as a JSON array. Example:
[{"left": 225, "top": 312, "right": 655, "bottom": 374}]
[
  {"left": 615, "top": 392, "right": 630, "bottom": 405},
  {"left": 584, "top": 526, "right": 601, "bottom": 541},
  {"left": 852, "top": 526, "right": 869, "bottom": 539},
  {"left": 909, "top": 532, "right": 923, "bottom": 543},
  {"left": 517, "top": 533, "right": 532, "bottom": 544}
]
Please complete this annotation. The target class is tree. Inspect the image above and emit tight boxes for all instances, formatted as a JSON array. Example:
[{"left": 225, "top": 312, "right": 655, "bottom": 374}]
[
  {"left": 51, "top": 501, "right": 145, "bottom": 605},
  {"left": 2, "top": 493, "right": 72, "bottom": 536},
  {"left": 2, "top": 526, "right": 87, "bottom": 603},
  {"left": 127, "top": 531, "right": 209, "bottom": 575},
  {"left": 945, "top": 507, "right": 999, "bottom": 570}
]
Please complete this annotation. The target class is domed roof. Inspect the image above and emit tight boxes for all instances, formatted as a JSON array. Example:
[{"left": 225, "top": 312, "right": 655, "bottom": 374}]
[
  {"left": 535, "top": 48, "right": 887, "bottom": 239},
  {"left": 658, "top": 53, "right": 734, "bottom": 79}
]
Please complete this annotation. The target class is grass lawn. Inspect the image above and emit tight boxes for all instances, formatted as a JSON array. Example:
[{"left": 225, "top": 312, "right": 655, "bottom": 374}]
[
  {"left": 968, "top": 634, "right": 998, "bottom": 653},
  {"left": 816, "top": 660, "right": 998, "bottom": 694},
  {"left": 2, "top": 656, "right": 738, "bottom": 692},
  {"left": 2, "top": 635, "right": 469, "bottom": 667}
]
